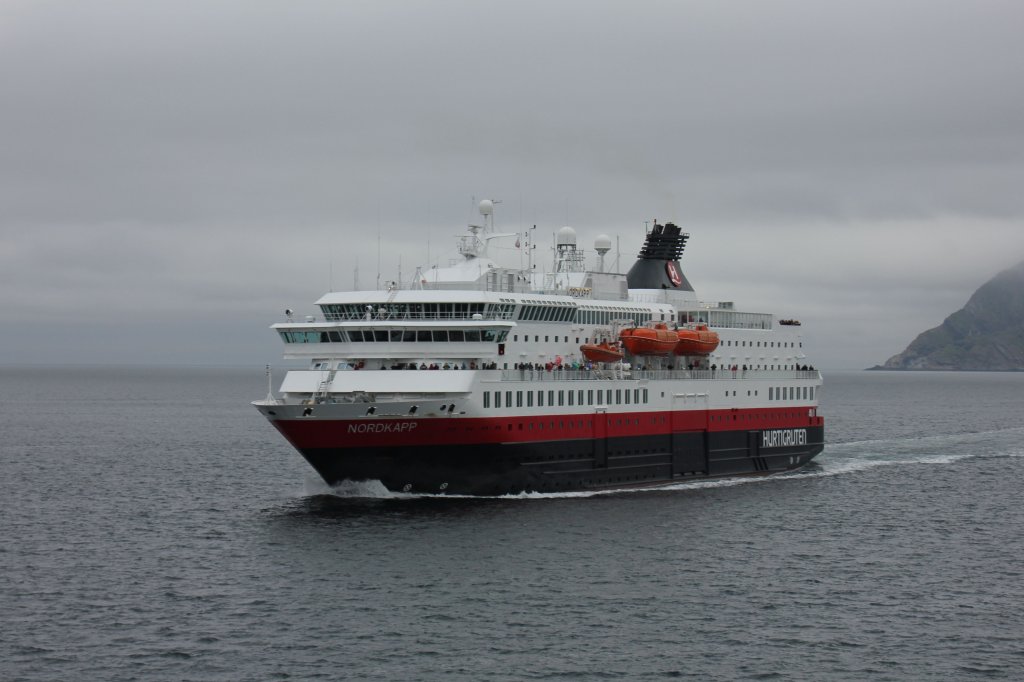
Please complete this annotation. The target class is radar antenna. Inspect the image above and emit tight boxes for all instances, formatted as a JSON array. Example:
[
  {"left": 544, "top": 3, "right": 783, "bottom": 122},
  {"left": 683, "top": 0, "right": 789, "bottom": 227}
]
[
  {"left": 594, "top": 234, "right": 612, "bottom": 272},
  {"left": 459, "top": 198, "right": 502, "bottom": 259}
]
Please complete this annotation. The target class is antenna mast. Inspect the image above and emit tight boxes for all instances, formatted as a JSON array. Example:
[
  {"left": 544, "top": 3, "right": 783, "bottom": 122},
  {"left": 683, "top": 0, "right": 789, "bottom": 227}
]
[
  {"left": 375, "top": 210, "right": 381, "bottom": 291},
  {"left": 264, "top": 365, "right": 275, "bottom": 403}
]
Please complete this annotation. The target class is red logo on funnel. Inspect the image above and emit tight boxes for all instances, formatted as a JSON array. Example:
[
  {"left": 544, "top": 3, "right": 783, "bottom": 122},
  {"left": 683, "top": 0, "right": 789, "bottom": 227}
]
[{"left": 666, "top": 261, "right": 682, "bottom": 287}]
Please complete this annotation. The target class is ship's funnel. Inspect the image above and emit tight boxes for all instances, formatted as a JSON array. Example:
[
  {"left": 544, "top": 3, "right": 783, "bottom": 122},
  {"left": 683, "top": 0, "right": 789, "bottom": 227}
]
[{"left": 625, "top": 221, "right": 694, "bottom": 291}]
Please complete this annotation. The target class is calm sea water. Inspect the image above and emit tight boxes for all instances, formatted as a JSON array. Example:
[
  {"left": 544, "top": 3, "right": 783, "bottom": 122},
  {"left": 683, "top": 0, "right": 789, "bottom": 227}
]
[{"left": 2, "top": 367, "right": 1023, "bottom": 681}]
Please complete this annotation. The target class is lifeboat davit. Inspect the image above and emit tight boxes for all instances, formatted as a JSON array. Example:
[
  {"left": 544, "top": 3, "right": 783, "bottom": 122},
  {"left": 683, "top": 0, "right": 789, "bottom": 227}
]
[
  {"left": 580, "top": 342, "right": 624, "bottom": 363},
  {"left": 673, "top": 324, "right": 720, "bottom": 356},
  {"left": 619, "top": 324, "right": 680, "bottom": 356}
]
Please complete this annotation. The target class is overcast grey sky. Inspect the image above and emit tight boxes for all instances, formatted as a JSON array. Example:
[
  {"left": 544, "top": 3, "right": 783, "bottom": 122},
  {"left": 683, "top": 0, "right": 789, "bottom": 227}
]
[{"left": 3, "top": 0, "right": 1023, "bottom": 370}]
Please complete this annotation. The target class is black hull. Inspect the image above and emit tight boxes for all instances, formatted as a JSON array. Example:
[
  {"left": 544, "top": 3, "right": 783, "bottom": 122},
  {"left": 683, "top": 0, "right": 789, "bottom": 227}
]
[{"left": 297, "top": 426, "right": 825, "bottom": 496}]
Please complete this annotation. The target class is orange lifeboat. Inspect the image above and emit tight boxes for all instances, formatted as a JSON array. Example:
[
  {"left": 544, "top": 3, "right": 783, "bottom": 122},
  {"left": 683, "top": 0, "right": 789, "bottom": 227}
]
[
  {"left": 673, "top": 324, "right": 720, "bottom": 356},
  {"left": 619, "top": 324, "right": 680, "bottom": 356},
  {"left": 580, "top": 342, "right": 624, "bottom": 363}
]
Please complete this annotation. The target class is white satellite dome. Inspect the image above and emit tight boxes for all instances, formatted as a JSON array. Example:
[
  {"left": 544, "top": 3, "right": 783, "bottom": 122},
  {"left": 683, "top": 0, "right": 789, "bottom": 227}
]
[
  {"left": 479, "top": 199, "right": 494, "bottom": 216},
  {"left": 594, "top": 234, "right": 612, "bottom": 253},
  {"left": 556, "top": 225, "right": 577, "bottom": 246}
]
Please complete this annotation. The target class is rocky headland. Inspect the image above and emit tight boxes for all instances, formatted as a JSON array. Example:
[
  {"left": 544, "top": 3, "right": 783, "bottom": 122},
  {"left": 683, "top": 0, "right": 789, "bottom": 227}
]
[{"left": 870, "top": 260, "right": 1024, "bottom": 371}]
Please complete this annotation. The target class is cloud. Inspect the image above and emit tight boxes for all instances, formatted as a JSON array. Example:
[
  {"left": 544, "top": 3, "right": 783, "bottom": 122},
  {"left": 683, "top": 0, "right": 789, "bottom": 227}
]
[{"left": 2, "top": 0, "right": 1023, "bottom": 367}]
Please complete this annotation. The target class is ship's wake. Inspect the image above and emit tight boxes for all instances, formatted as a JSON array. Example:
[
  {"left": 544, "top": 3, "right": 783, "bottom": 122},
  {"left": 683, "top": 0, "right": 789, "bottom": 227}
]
[
  {"left": 303, "top": 476, "right": 396, "bottom": 499},
  {"left": 305, "top": 426, "right": 1024, "bottom": 500}
]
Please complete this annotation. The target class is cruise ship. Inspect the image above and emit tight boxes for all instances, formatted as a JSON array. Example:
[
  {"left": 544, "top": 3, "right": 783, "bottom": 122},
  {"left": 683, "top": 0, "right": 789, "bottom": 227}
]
[{"left": 253, "top": 200, "right": 824, "bottom": 495}]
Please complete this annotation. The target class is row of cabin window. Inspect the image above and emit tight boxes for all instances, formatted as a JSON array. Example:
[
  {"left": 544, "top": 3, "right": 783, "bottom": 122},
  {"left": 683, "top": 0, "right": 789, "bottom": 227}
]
[
  {"left": 709, "top": 411, "right": 807, "bottom": 422},
  {"left": 513, "top": 334, "right": 574, "bottom": 343},
  {"left": 280, "top": 329, "right": 509, "bottom": 344},
  {"left": 679, "top": 311, "right": 773, "bottom": 330},
  {"left": 723, "top": 340, "right": 801, "bottom": 348},
  {"left": 769, "top": 386, "right": 814, "bottom": 401},
  {"left": 517, "top": 304, "right": 575, "bottom": 322},
  {"left": 575, "top": 308, "right": 653, "bottom": 326},
  {"left": 322, "top": 302, "right": 658, "bottom": 326},
  {"left": 321, "top": 302, "right": 492, "bottom": 320},
  {"left": 506, "top": 334, "right": 805, "bottom": 352},
  {"left": 484, "top": 388, "right": 650, "bottom": 409}
]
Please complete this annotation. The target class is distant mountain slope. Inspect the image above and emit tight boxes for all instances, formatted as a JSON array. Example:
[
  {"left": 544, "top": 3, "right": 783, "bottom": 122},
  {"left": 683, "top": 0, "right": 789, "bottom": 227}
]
[{"left": 872, "top": 261, "right": 1024, "bottom": 371}]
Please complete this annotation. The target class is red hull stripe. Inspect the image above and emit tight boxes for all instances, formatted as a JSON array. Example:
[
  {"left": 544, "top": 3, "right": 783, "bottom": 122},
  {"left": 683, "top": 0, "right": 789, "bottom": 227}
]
[{"left": 273, "top": 407, "right": 825, "bottom": 450}]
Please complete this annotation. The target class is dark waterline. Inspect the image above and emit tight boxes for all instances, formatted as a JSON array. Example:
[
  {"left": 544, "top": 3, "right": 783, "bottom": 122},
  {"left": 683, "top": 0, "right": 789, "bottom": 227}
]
[{"left": 3, "top": 368, "right": 1024, "bottom": 680}]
